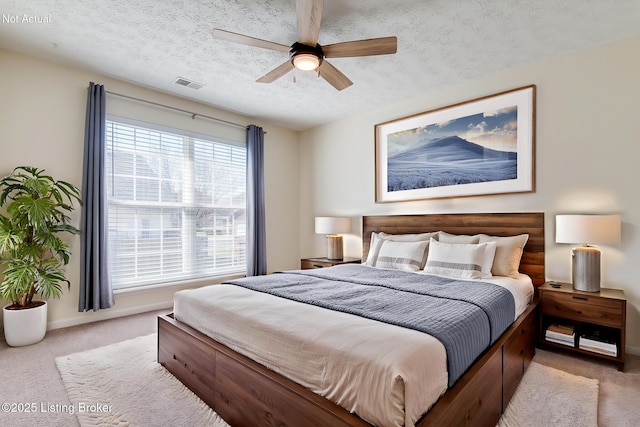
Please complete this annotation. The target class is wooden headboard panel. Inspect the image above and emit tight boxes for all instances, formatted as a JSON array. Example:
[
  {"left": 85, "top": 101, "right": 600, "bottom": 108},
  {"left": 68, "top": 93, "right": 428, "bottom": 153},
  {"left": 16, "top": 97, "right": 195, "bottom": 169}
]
[{"left": 362, "top": 212, "right": 545, "bottom": 287}]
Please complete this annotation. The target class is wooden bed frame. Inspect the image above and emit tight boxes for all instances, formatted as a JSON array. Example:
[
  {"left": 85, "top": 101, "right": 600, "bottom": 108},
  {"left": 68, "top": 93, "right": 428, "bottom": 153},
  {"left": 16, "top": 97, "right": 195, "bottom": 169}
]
[{"left": 158, "top": 212, "right": 545, "bottom": 427}]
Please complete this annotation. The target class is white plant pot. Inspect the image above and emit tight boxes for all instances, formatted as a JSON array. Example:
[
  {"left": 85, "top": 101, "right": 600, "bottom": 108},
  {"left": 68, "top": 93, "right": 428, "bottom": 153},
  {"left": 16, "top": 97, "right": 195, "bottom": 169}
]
[{"left": 3, "top": 301, "right": 48, "bottom": 347}]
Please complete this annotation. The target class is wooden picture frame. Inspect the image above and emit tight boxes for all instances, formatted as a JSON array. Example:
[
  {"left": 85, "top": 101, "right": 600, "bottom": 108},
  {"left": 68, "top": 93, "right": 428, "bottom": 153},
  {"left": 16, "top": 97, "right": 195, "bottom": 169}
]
[{"left": 375, "top": 85, "right": 536, "bottom": 202}]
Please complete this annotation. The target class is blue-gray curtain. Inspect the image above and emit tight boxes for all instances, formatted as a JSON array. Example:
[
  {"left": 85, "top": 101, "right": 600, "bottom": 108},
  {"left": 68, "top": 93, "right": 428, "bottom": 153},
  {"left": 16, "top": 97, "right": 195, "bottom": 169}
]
[
  {"left": 79, "top": 82, "right": 114, "bottom": 311},
  {"left": 246, "top": 125, "right": 267, "bottom": 276}
]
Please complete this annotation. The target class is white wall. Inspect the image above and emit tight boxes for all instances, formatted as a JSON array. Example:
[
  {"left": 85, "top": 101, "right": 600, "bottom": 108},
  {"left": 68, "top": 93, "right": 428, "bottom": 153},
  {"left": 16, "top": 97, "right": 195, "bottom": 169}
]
[
  {"left": 299, "top": 35, "right": 640, "bottom": 353},
  {"left": 0, "top": 49, "right": 300, "bottom": 329}
]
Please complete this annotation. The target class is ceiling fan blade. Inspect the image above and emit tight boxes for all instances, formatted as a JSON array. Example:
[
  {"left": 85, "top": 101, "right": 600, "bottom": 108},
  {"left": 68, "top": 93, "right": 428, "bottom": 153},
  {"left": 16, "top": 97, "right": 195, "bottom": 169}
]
[
  {"left": 323, "top": 36, "right": 398, "bottom": 58},
  {"left": 318, "top": 60, "right": 353, "bottom": 91},
  {"left": 212, "top": 29, "right": 290, "bottom": 52},
  {"left": 296, "top": 0, "right": 323, "bottom": 46},
  {"left": 256, "top": 61, "right": 295, "bottom": 83}
]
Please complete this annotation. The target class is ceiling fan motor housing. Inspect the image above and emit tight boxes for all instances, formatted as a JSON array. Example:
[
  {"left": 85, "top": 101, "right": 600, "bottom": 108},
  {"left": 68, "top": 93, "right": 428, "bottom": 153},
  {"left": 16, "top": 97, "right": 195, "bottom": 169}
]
[{"left": 290, "top": 42, "right": 324, "bottom": 69}]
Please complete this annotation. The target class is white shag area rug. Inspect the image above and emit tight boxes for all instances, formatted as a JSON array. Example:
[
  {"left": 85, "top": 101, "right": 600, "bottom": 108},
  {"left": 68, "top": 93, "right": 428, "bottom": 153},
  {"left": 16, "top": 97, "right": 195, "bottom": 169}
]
[
  {"left": 55, "top": 334, "right": 229, "bottom": 427},
  {"left": 497, "top": 361, "right": 599, "bottom": 427}
]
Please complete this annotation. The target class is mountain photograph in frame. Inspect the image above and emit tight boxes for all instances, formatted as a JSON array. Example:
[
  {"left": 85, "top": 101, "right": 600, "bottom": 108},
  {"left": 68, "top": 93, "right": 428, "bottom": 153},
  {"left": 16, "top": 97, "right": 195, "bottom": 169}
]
[{"left": 375, "top": 85, "right": 535, "bottom": 202}]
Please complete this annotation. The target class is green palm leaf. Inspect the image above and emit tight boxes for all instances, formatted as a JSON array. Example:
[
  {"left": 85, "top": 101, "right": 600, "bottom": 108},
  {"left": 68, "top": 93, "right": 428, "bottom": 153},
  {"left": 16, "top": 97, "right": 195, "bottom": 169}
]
[{"left": 0, "top": 166, "right": 81, "bottom": 307}]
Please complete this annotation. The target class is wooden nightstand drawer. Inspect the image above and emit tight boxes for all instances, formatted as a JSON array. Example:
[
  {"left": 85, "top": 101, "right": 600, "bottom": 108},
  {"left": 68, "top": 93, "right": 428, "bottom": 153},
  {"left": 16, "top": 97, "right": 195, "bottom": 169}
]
[
  {"left": 300, "top": 257, "right": 361, "bottom": 269},
  {"left": 542, "top": 294, "right": 623, "bottom": 327},
  {"left": 543, "top": 290, "right": 624, "bottom": 310},
  {"left": 301, "top": 260, "right": 333, "bottom": 269}
]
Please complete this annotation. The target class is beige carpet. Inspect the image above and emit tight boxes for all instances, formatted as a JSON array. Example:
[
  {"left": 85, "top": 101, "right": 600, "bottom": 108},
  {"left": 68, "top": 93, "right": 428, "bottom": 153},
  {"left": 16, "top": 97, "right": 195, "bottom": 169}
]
[
  {"left": 534, "top": 348, "right": 640, "bottom": 427},
  {"left": 497, "top": 362, "right": 598, "bottom": 427},
  {"left": 55, "top": 333, "right": 600, "bottom": 427},
  {"left": 55, "top": 334, "right": 229, "bottom": 427}
]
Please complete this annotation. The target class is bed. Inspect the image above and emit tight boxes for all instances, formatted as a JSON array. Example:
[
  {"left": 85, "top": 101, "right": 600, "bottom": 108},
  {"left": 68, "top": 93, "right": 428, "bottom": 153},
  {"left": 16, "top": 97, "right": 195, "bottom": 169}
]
[{"left": 158, "top": 212, "right": 545, "bottom": 427}]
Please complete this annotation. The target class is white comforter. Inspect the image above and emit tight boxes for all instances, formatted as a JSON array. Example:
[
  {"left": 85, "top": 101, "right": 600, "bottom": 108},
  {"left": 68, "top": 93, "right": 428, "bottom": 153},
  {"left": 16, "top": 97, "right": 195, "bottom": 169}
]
[{"left": 173, "top": 273, "right": 533, "bottom": 427}]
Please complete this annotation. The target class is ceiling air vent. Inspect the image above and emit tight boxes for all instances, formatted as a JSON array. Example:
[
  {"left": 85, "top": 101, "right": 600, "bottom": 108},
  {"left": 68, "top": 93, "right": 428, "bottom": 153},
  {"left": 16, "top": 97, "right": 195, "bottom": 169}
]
[{"left": 173, "top": 77, "right": 205, "bottom": 90}]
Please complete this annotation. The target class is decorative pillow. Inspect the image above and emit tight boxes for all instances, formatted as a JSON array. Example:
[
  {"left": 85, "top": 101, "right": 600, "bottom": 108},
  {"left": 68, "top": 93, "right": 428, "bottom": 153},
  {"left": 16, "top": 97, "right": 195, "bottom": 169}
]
[
  {"left": 480, "top": 241, "right": 497, "bottom": 279},
  {"left": 374, "top": 240, "right": 430, "bottom": 272},
  {"left": 478, "top": 234, "right": 529, "bottom": 279},
  {"left": 364, "top": 232, "right": 382, "bottom": 266},
  {"left": 364, "top": 231, "right": 438, "bottom": 266},
  {"left": 438, "top": 231, "right": 480, "bottom": 244},
  {"left": 424, "top": 239, "right": 487, "bottom": 279}
]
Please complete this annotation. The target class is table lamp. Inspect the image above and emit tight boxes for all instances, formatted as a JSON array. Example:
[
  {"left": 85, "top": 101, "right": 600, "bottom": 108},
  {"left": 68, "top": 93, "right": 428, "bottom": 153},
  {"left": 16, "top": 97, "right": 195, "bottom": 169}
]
[
  {"left": 315, "top": 217, "right": 350, "bottom": 260},
  {"left": 555, "top": 214, "right": 621, "bottom": 292}
]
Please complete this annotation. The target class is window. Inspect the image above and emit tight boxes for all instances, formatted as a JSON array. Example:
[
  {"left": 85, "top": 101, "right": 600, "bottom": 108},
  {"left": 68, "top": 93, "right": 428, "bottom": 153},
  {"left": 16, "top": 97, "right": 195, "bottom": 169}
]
[{"left": 105, "top": 117, "right": 246, "bottom": 290}]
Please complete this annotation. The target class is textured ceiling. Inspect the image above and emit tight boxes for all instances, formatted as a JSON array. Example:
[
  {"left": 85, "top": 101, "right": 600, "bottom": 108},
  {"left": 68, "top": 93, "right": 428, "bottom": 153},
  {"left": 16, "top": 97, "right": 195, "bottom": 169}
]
[{"left": 1, "top": 0, "right": 640, "bottom": 130}]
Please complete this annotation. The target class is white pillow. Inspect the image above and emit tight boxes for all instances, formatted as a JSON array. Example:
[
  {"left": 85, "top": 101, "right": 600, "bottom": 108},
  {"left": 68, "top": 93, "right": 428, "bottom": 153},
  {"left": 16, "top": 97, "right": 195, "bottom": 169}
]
[
  {"left": 424, "top": 239, "right": 487, "bottom": 279},
  {"left": 438, "top": 231, "right": 480, "bottom": 244},
  {"left": 480, "top": 241, "right": 497, "bottom": 278},
  {"left": 364, "top": 231, "right": 438, "bottom": 266},
  {"left": 374, "top": 240, "right": 430, "bottom": 272},
  {"left": 364, "top": 232, "right": 382, "bottom": 266},
  {"left": 478, "top": 234, "right": 529, "bottom": 279}
]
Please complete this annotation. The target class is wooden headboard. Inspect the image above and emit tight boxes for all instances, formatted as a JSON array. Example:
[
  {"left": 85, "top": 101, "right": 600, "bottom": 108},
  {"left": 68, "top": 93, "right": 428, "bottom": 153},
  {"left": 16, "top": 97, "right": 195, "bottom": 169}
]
[{"left": 362, "top": 212, "right": 545, "bottom": 287}]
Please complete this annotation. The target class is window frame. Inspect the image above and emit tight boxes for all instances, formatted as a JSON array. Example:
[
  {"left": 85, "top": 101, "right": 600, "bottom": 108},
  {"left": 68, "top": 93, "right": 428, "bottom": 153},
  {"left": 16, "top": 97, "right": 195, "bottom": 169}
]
[{"left": 105, "top": 115, "right": 247, "bottom": 291}]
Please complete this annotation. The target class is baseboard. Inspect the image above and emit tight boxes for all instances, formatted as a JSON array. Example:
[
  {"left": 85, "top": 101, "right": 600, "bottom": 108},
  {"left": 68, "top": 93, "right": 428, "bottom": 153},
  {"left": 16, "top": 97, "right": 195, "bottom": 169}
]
[
  {"left": 46, "top": 301, "right": 173, "bottom": 331},
  {"left": 626, "top": 345, "right": 640, "bottom": 357}
]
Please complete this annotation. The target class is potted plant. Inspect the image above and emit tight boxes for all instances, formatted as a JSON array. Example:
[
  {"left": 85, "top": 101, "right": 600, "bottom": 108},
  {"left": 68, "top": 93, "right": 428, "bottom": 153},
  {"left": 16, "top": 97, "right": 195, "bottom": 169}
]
[{"left": 0, "top": 166, "right": 81, "bottom": 346}]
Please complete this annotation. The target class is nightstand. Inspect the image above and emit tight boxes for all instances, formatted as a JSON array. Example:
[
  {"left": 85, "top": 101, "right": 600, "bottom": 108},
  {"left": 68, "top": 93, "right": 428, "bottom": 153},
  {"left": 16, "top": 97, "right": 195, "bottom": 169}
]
[
  {"left": 539, "top": 281, "right": 626, "bottom": 370},
  {"left": 300, "top": 257, "right": 361, "bottom": 269}
]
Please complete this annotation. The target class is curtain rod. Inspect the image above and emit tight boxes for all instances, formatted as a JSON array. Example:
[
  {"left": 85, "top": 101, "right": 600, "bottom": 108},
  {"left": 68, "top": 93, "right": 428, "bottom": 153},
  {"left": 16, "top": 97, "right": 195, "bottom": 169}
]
[{"left": 105, "top": 90, "right": 250, "bottom": 131}]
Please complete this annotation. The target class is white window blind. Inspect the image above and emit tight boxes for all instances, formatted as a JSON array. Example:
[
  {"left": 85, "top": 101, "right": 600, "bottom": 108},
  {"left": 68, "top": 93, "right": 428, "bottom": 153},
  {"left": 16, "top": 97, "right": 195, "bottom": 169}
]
[{"left": 105, "top": 118, "right": 246, "bottom": 289}]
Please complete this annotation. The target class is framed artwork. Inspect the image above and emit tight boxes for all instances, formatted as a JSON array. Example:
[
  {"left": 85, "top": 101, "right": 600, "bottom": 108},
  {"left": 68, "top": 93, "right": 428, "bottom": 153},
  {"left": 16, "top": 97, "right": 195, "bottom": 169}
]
[{"left": 374, "top": 85, "right": 535, "bottom": 202}]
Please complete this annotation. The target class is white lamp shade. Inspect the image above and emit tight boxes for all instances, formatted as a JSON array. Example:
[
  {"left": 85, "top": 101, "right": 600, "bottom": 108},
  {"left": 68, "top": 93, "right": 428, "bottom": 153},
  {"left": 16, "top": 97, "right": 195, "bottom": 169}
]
[
  {"left": 315, "top": 217, "right": 351, "bottom": 235},
  {"left": 556, "top": 214, "right": 621, "bottom": 244}
]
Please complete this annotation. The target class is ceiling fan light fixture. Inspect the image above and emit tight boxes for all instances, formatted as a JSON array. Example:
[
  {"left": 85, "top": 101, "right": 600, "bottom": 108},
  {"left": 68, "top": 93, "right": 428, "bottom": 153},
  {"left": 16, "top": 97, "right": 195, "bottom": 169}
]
[
  {"left": 292, "top": 53, "right": 320, "bottom": 71},
  {"left": 289, "top": 42, "right": 323, "bottom": 71}
]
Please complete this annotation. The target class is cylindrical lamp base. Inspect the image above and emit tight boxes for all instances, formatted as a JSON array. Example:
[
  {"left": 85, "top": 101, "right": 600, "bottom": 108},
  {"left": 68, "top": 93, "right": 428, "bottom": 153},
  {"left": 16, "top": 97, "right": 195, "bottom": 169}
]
[
  {"left": 326, "top": 235, "right": 344, "bottom": 260},
  {"left": 572, "top": 245, "right": 601, "bottom": 292}
]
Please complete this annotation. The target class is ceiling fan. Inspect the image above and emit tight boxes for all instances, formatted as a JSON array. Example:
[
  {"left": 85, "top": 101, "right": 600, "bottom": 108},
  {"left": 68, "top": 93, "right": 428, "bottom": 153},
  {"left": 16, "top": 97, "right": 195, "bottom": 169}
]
[{"left": 212, "top": 0, "right": 398, "bottom": 91}]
